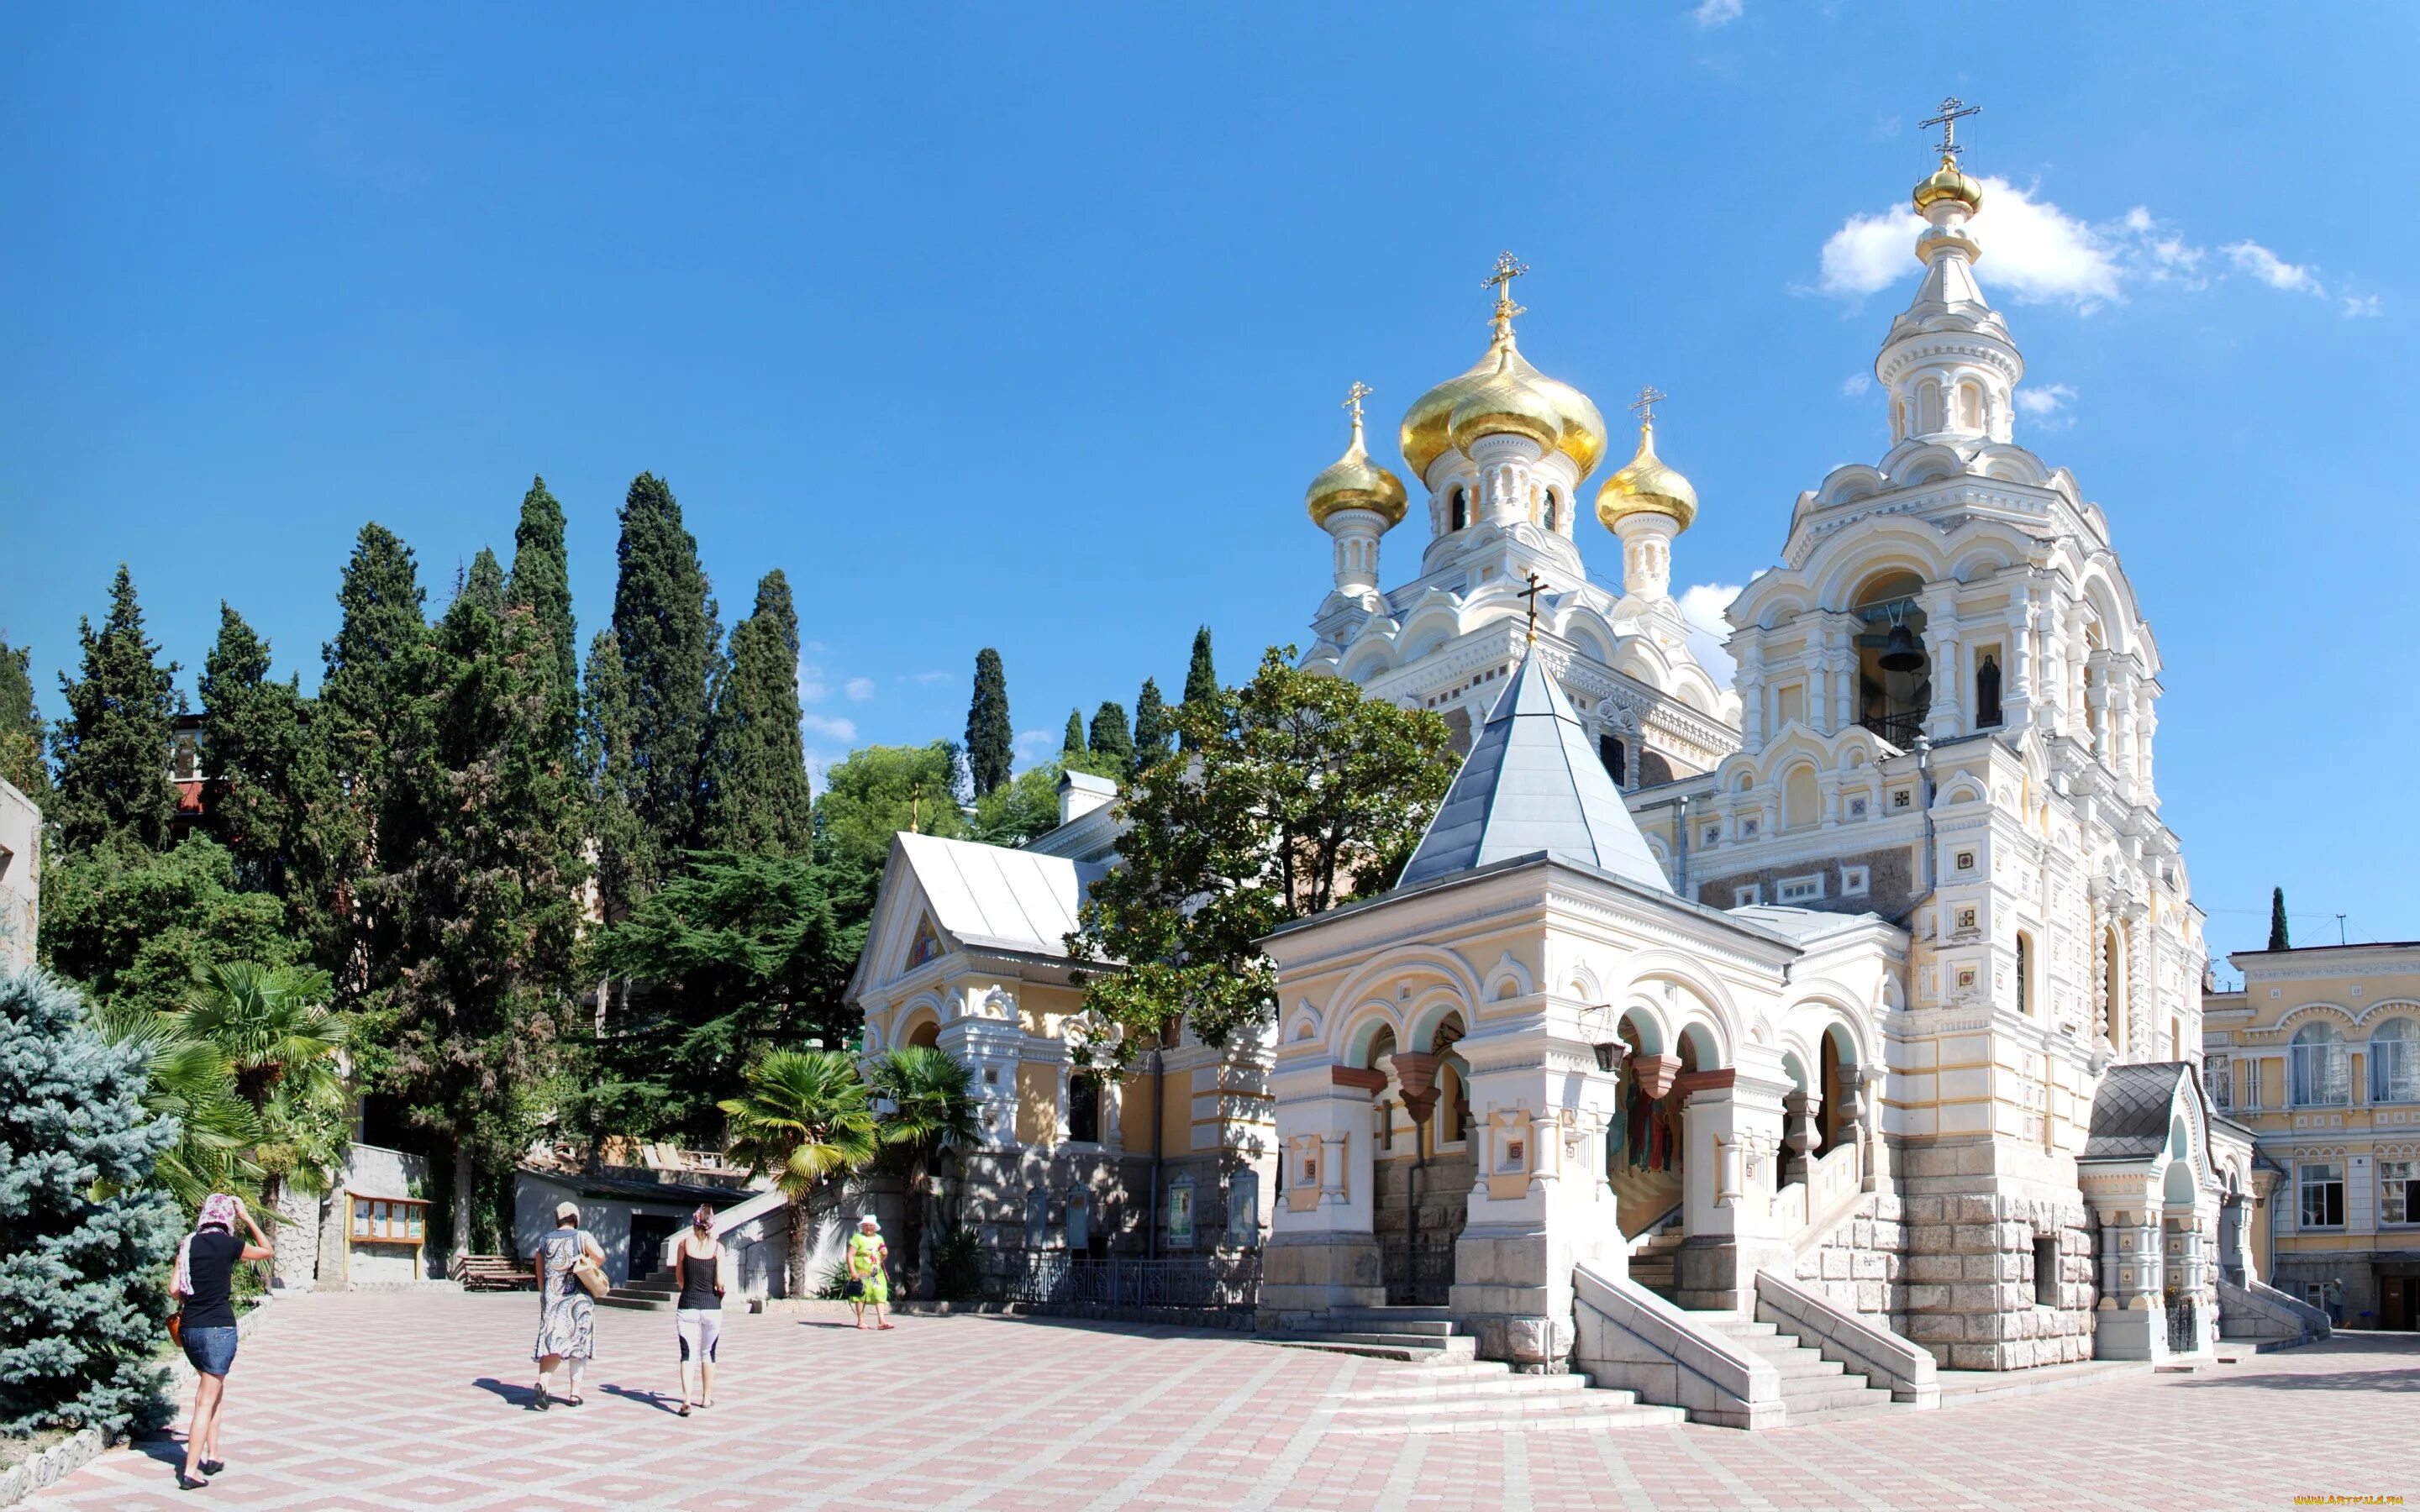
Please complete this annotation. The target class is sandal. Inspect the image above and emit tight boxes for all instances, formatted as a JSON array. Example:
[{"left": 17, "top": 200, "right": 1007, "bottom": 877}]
[
  {"left": 533, "top": 1388, "right": 551, "bottom": 1410},
  {"left": 199, "top": 1460, "right": 225, "bottom": 1476},
  {"left": 566, "top": 1394, "right": 585, "bottom": 1407},
  {"left": 178, "top": 1473, "right": 209, "bottom": 1490},
  {"left": 677, "top": 1403, "right": 692, "bottom": 1418}
]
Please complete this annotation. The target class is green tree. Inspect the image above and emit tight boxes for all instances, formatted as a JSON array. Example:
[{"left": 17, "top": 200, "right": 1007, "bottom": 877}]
[
  {"left": 460, "top": 548, "right": 506, "bottom": 616},
  {"left": 965, "top": 648, "right": 1013, "bottom": 798},
  {"left": 507, "top": 475, "right": 581, "bottom": 738},
  {"left": 177, "top": 961, "right": 352, "bottom": 1210},
  {"left": 1088, "top": 701, "right": 1134, "bottom": 773},
  {"left": 50, "top": 565, "right": 180, "bottom": 852},
  {"left": 90, "top": 995, "right": 262, "bottom": 1215},
  {"left": 1131, "top": 677, "right": 1172, "bottom": 776},
  {"left": 0, "top": 637, "right": 51, "bottom": 803},
  {"left": 718, "top": 1049, "right": 878, "bottom": 1297},
  {"left": 582, "top": 629, "right": 645, "bottom": 927},
  {"left": 1181, "top": 625, "right": 1218, "bottom": 748},
  {"left": 702, "top": 570, "right": 814, "bottom": 857},
  {"left": 198, "top": 605, "right": 320, "bottom": 900},
  {"left": 2268, "top": 887, "right": 2290, "bottom": 952},
  {"left": 813, "top": 741, "right": 968, "bottom": 882},
  {"left": 1061, "top": 709, "right": 1086, "bottom": 761},
  {"left": 611, "top": 473, "right": 721, "bottom": 894},
  {"left": 39, "top": 836, "right": 301, "bottom": 1019},
  {"left": 357, "top": 580, "right": 585, "bottom": 1257},
  {"left": 315, "top": 524, "right": 429, "bottom": 982},
  {"left": 0, "top": 969, "right": 184, "bottom": 1436},
  {"left": 866, "top": 1045, "right": 980, "bottom": 1298},
  {"left": 970, "top": 763, "right": 1068, "bottom": 848},
  {"left": 1067, "top": 647, "right": 1455, "bottom": 1058},
  {"left": 586, "top": 851, "right": 857, "bottom": 1139}
]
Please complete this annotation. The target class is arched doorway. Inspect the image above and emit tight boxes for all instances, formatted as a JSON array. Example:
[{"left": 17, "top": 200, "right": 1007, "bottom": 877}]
[
  {"left": 1376, "top": 1012, "right": 1469, "bottom": 1306},
  {"left": 1852, "top": 570, "right": 1931, "bottom": 749}
]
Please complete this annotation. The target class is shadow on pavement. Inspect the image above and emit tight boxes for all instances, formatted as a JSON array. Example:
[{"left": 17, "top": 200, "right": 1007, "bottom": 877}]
[{"left": 598, "top": 1383, "right": 684, "bottom": 1415}]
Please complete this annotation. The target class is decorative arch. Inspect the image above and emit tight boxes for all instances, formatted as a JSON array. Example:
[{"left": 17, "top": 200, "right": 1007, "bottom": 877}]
[
  {"left": 1482, "top": 950, "right": 1535, "bottom": 1004},
  {"left": 1338, "top": 1002, "right": 1407, "bottom": 1070},
  {"left": 1321, "top": 946, "right": 1484, "bottom": 1051}
]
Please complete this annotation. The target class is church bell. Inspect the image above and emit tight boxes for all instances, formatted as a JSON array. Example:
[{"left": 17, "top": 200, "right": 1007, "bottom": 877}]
[{"left": 1878, "top": 621, "right": 1926, "bottom": 673}]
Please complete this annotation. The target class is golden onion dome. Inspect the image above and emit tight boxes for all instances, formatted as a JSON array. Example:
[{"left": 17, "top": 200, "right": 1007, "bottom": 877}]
[
  {"left": 1595, "top": 417, "right": 1698, "bottom": 533},
  {"left": 1447, "top": 346, "right": 1561, "bottom": 454},
  {"left": 1402, "top": 336, "right": 1606, "bottom": 480},
  {"left": 1306, "top": 399, "right": 1408, "bottom": 529},
  {"left": 1913, "top": 154, "right": 1983, "bottom": 214}
]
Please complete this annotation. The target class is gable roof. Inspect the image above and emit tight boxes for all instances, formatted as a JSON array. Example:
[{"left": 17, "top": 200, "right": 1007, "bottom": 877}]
[
  {"left": 1396, "top": 645, "right": 1672, "bottom": 893},
  {"left": 891, "top": 830, "right": 1100, "bottom": 958},
  {"left": 2081, "top": 1060, "right": 2192, "bottom": 1163}
]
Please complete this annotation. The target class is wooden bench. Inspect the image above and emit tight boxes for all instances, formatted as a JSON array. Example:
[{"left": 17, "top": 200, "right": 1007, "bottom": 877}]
[{"left": 452, "top": 1253, "right": 538, "bottom": 1291}]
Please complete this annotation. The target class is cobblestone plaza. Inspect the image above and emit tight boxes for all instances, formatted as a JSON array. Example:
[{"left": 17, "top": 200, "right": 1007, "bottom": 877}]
[{"left": 29, "top": 1292, "right": 2417, "bottom": 1511}]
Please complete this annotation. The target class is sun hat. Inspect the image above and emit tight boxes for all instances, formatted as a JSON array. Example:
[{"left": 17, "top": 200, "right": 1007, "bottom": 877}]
[
  {"left": 555, "top": 1200, "right": 581, "bottom": 1224},
  {"left": 858, "top": 1213, "right": 881, "bottom": 1229}
]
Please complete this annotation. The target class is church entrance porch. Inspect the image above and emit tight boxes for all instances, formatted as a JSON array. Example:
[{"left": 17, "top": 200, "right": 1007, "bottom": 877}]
[{"left": 1371, "top": 1018, "right": 1472, "bottom": 1307}]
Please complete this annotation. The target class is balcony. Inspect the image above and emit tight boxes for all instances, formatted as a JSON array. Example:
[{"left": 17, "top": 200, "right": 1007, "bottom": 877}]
[{"left": 1857, "top": 711, "right": 1924, "bottom": 752}]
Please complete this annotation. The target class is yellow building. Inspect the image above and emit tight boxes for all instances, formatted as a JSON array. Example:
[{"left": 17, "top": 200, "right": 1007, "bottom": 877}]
[{"left": 2202, "top": 942, "right": 2420, "bottom": 1330}]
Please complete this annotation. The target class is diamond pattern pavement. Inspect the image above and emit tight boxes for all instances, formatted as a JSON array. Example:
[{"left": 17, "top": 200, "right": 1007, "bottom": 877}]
[{"left": 28, "top": 1291, "right": 2420, "bottom": 1510}]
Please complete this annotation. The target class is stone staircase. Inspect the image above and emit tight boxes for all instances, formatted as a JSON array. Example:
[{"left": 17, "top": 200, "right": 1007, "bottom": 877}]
[
  {"left": 1697, "top": 1312, "right": 1898, "bottom": 1425},
  {"left": 600, "top": 1262, "right": 681, "bottom": 1312},
  {"left": 1627, "top": 1228, "right": 1684, "bottom": 1296},
  {"left": 1270, "top": 1306, "right": 1685, "bottom": 1434},
  {"left": 1270, "top": 1305, "right": 1476, "bottom": 1362}
]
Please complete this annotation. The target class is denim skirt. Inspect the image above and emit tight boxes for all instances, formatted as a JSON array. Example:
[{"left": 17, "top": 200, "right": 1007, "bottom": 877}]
[{"left": 182, "top": 1325, "right": 239, "bottom": 1377}]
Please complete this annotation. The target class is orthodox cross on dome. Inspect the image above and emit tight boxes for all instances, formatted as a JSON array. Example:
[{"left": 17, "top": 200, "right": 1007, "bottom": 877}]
[
  {"left": 1484, "top": 250, "right": 1529, "bottom": 335},
  {"left": 1921, "top": 95, "right": 1981, "bottom": 160},
  {"left": 1519, "top": 570, "right": 1550, "bottom": 645},
  {"left": 1343, "top": 380, "right": 1373, "bottom": 426},
  {"left": 1629, "top": 385, "right": 1667, "bottom": 425}
]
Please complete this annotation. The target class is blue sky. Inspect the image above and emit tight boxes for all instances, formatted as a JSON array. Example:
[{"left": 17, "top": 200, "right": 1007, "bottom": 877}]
[{"left": 3, "top": 4, "right": 2412, "bottom": 966}]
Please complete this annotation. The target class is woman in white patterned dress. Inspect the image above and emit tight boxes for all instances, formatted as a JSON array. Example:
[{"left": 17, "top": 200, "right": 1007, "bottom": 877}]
[{"left": 530, "top": 1201, "right": 606, "bottom": 1409}]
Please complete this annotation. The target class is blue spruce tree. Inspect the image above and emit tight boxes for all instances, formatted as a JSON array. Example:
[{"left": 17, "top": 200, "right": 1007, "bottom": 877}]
[{"left": 0, "top": 969, "right": 184, "bottom": 1436}]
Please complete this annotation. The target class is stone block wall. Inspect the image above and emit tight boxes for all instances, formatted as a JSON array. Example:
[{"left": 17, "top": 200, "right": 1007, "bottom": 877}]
[
  {"left": 1897, "top": 1194, "right": 2095, "bottom": 1370},
  {"left": 1791, "top": 1191, "right": 1909, "bottom": 1327}
]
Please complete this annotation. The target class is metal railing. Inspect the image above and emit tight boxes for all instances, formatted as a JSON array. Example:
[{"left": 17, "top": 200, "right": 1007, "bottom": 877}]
[
  {"left": 1856, "top": 711, "right": 1923, "bottom": 751},
  {"left": 1381, "top": 1233, "right": 1455, "bottom": 1307},
  {"left": 1006, "top": 1251, "right": 1263, "bottom": 1317}
]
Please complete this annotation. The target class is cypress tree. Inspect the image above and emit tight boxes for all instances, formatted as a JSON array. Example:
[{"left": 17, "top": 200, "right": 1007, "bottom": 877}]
[
  {"left": 198, "top": 605, "right": 314, "bottom": 898},
  {"left": 461, "top": 548, "right": 506, "bottom": 617},
  {"left": 507, "top": 475, "right": 580, "bottom": 718},
  {"left": 582, "top": 630, "right": 644, "bottom": 927},
  {"left": 701, "top": 570, "right": 815, "bottom": 857},
  {"left": 1181, "top": 626, "right": 1218, "bottom": 748},
  {"left": 1131, "top": 677, "right": 1171, "bottom": 776},
  {"left": 965, "top": 648, "right": 1013, "bottom": 798},
  {"left": 2268, "top": 887, "right": 2290, "bottom": 952},
  {"left": 1089, "top": 701, "right": 1134, "bottom": 771},
  {"left": 315, "top": 525, "right": 429, "bottom": 984},
  {"left": 51, "top": 565, "right": 181, "bottom": 853},
  {"left": 610, "top": 474, "right": 719, "bottom": 892},
  {"left": 1062, "top": 709, "right": 1086, "bottom": 761},
  {"left": 0, "top": 637, "right": 50, "bottom": 803}
]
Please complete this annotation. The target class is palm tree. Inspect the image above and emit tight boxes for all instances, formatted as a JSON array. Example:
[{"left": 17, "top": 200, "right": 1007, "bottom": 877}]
[
  {"left": 178, "top": 962, "right": 350, "bottom": 1211},
  {"left": 718, "top": 1050, "right": 880, "bottom": 1295},
  {"left": 866, "top": 1045, "right": 980, "bottom": 1298},
  {"left": 92, "top": 1000, "right": 263, "bottom": 1214}
]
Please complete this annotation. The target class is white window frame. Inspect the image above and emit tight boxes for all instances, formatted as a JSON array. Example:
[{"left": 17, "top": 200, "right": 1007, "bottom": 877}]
[
  {"left": 1776, "top": 874, "right": 1824, "bottom": 905},
  {"left": 1733, "top": 884, "right": 1763, "bottom": 907},
  {"left": 1839, "top": 864, "right": 1870, "bottom": 897},
  {"left": 2370, "top": 1021, "right": 2418, "bottom": 1104},
  {"left": 2299, "top": 1162, "right": 2345, "bottom": 1230},
  {"left": 2203, "top": 1057, "right": 2232, "bottom": 1111},
  {"left": 2291, "top": 1033, "right": 2351, "bottom": 1107},
  {"left": 2381, "top": 1160, "right": 2417, "bottom": 1226}
]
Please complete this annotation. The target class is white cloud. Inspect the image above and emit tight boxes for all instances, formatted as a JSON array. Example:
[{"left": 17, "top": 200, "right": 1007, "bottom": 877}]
[
  {"left": 1690, "top": 0, "right": 1743, "bottom": 25},
  {"left": 1839, "top": 372, "right": 1871, "bottom": 398},
  {"left": 1677, "top": 582, "right": 1742, "bottom": 685},
  {"left": 797, "top": 665, "right": 830, "bottom": 703},
  {"left": 2343, "top": 294, "right": 2382, "bottom": 318},
  {"left": 913, "top": 669, "right": 952, "bottom": 685},
  {"left": 844, "top": 676, "right": 876, "bottom": 701},
  {"left": 801, "top": 713, "right": 857, "bottom": 742},
  {"left": 1815, "top": 181, "right": 2349, "bottom": 318},
  {"left": 2224, "top": 240, "right": 2321, "bottom": 294},
  {"left": 1012, "top": 728, "right": 1059, "bottom": 771},
  {"left": 2015, "top": 382, "right": 2078, "bottom": 431}
]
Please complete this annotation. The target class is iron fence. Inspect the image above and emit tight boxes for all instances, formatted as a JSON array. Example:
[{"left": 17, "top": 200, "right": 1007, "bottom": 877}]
[
  {"left": 1007, "top": 1251, "right": 1262, "bottom": 1318},
  {"left": 2165, "top": 1296, "right": 2202, "bottom": 1356},
  {"left": 1381, "top": 1233, "right": 1456, "bottom": 1307}
]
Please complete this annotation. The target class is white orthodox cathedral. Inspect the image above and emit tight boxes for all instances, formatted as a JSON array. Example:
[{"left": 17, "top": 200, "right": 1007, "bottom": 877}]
[{"left": 847, "top": 113, "right": 2327, "bottom": 1425}]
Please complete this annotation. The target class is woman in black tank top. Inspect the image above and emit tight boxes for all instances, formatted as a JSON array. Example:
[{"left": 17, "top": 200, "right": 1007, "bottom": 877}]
[{"left": 673, "top": 1205, "right": 724, "bottom": 1415}]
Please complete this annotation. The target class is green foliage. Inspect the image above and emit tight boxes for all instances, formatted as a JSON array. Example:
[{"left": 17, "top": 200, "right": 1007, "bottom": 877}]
[
  {"left": 582, "top": 628, "right": 645, "bottom": 926},
  {"left": 717, "top": 1048, "right": 878, "bottom": 1297},
  {"left": 89, "top": 996, "right": 261, "bottom": 1214},
  {"left": 2268, "top": 887, "right": 2290, "bottom": 952},
  {"left": 1088, "top": 701, "right": 1134, "bottom": 771},
  {"left": 50, "top": 564, "right": 181, "bottom": 852},
  {"left": 176, "top": 962, "right": 351, "bottom": 1200},
  {"left": 970, "top": 762, "right": 1067, "bottom": 848},
  {"left": 316, "top": 523, "right": 429, "bottom": 978},
  {"left": 198, "top": 604, "right": 326, "bottom": 904},
  {"left": 39, "top": 837, "right": 301, "bottom": 1018},
  {"left": 813, "top": 741, "right": 967, "bottom": 881},
  {"left": 866, "top": 1045, "right": 980, "bottom": 1299},
  {"left": 586, "top": 850, "right": 859, "bottom": 1139},
  {"left": 460, "top": 548, "right": 506, "bottom": 616},
  {"left": 0, "top": 969, "right": 183, "bottom": 1437},
  {"left": 1131, "top": 677, "right": 1172, "bottom": 775},
  {"left": 1061, "top": 709, "right": 1085, "bottom": 761},
  {"left": 965, "top": 647, "right": 1013, "bottom": 798},
  {"left": 1067, "top": 647, "right": 1455, "bottom": 1059},
  {"left": 507, "top": 475, "right": 581, "bottom": 738},
  {"left": 611, "top": 473, "right": 721, "bottom": 894},
  {"left": 701, "top": 570, "right": 814, "bottom": 857},
  {"left": 932, "top": 1224, "right": 984, "bottom": 1302},
  {"left": 1181, "top": 625, "right": 1218, "bottom": 748},
  {"left": 0, "top": 637, "right": 50, "bottom": 803}
]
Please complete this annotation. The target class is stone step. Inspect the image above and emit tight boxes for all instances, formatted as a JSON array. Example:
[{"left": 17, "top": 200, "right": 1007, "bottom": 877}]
[
  {"left": 1705, "top": 1319, "right": 1782, "bottom": 1339},
  {"left": 1778, "top": 1378, "right": 1893, "bottom": 1416},
  {"left": 1328, "top": 1403, "right": 1686, "bottom": 1437},
  {"left": 1336, "top": 1373, "right": 1602, "bottom": 1404},
  {"left": 1746, "top": 1351, "right": 1849, "bottom": 1383},
  {"left": 1328, "top": 1305, "right": 1455, "bottom": 1324},
  {"left": 1780, "top": 1393, "right": 1899, "bottom": 1425},
  {"left": 1318, "top": 1315, "right": 1457, "bottom": 1338},
  {"left": 1272, "top": 1333, "right": 1479, "bottom": 1362},
  {"left": 597, "top": 1295, "right": 674, "bottom": 1312},
  {"left": 1331, "top": 1387, "right": 1644, "bottom": 1423}
]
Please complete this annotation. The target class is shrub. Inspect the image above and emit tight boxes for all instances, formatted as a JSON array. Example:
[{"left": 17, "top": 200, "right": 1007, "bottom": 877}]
[
  {"left": 0, "top": 969, "right": 184, "bottom": 1436},
  {"left": 933, "top": 1225, "right": 985, "bottom": 1303}
]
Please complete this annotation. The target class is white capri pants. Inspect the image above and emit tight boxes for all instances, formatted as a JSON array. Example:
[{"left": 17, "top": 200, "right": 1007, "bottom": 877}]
[{"left": 676, "top": 1308, "right": 722, "bottom": 1363}]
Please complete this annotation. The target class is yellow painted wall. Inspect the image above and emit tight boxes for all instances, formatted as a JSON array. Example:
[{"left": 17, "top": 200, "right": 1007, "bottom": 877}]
[
  {"left": 1120, "top": 1068, "right": 1155, "bottom": 1154},
  {"left": 1015, "top": 1061, "right": 1057, "bottom": 1146},
  {"left": 1163, "top": 1064, "right": 1195, "bottom": 1155}
]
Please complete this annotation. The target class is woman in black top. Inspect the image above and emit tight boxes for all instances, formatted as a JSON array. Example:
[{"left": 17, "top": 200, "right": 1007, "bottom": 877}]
[
  {"left": 171, "top": 1193, "right": 272, "bottom": 1490},
  {"left": 671, "top": 1204, "right": 725, "bottom": 1416}
]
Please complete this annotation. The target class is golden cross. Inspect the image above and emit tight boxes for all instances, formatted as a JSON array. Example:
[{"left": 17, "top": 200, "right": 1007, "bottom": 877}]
[
  {"left": 1519, "top": 571, "right": 1550, "bottom": 644},
  {"left": 1343, "top": 380, "right": 1373, "bottom": 425},
  {"left": 1484, "top": 250, "right": 1528, "bottom": 331},
  {"left": 1921, "top": 96, "right": 1981, "bottom": 160},
  {"left": 1629, "top": 386, "right": 1667, "bottom": 423}
]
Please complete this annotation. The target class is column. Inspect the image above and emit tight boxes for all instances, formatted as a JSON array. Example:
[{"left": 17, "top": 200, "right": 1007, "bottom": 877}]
[
  {"left": 2086, "top": 652, "right": 2112, "bottom": 763},
  {"left": 2134, "top": 682, "right": 2159, "bottom": 795},
  {"left": 1671, "top": 1066, "right": 1792, "bottom": 1311},
  {"left": 2109, "top": 664, "right": 2139, "bottom": 799},
  {"left": 2004, "top": 585, "right": 2035, "bottom": 732},
  {"left": 1829, "top": 619, "right": 1856, "bottom": 735},
  {"left": 1259, "top": 1061, "right": 1385, "bottom": 1324},
  {"left": 1736, "top": 632, "right": 1766, "bottom": 751},
  {"left": 1923, "top": 590, "right": 1963, "bottom": 741},
  {"left": 2089, "top": 1190, "right": 2165, "bottom": 1360},
  {"left": 2062, "top": 604, "right": 2091, "bottom": 744}
]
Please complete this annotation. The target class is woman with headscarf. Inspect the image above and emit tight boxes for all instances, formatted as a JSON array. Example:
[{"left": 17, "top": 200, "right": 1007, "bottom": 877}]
[
  {"left": 671, "top": 1204, "right": 726, "bottom": 1416},
  {"left": 846, "top": 1213, "right": 893, "bottom": 1331},
  {"left": 530, "top": 1200, "right": 606, "bottom": 1409},
  {"left": 169, "top": 1193, "right": 273, "bottom": 1489}
]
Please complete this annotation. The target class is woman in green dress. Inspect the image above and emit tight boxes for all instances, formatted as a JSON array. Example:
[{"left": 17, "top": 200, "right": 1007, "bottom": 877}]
[{"left": 847, "top": 1213, "right": 893, "bottom": 1330}]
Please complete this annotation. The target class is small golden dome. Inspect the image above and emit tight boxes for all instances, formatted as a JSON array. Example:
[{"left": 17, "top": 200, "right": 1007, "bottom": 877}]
[
  {"left": 1595, "top": 417, "right": 1697, "bottom": 533},
  {"left": 1913, "top": 155, "right": 1983, "bottom": 214},
  {"left": 1402, "top": 336, "right": 1605, "bottom": 480},
  {"left": 1448, "top": 347, "right": 1561, "bottom": 454},
  {"left": 1306, "top": 404, "right": 1408, "bottom": 529}
]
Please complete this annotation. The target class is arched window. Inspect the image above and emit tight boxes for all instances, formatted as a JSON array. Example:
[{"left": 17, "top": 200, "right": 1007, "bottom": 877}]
[
  {"left": 1918, "top": 379, "right": 1944, "bottom": 433},
  {"left": 1853, "top": 570, "right": 1929, "bottom": 750},
  {"left": 1639, "top": 751, "right": 1675, "bottom": 785},
  {"left": 1068, "top": 1071, "right": 1102, "bottom": 1142},
  {"left": 1782, "top": 764, "right": 1819, "bottom": 832},
  {"left": 1599, "top": 735, "right": 1626, "bottom": 785},
  {"left": 2016, "top": 932, "right": 2035, "bottom": 1017},
  {"left": 1957, "top": 381, "right": 1983, "bottom": 430},
  {"left": 1543, "top": 489, "right": 1560, "bottom": 531},
  {"left": 2371, "top": 1018, "right": 2417, "bottom": 1104},
  {"left": 1975, "top": 653, "right": 2003, "bottom": 728},
  {"left": 1449, "top": 487, "right": 1469, "bottom": 532},
  {"left": 2102, "top": 927, "right": 2126, "bottom": 1053},
  {"left": 2291, "top": 1021, "right": 2351, "bottom": 1107}
]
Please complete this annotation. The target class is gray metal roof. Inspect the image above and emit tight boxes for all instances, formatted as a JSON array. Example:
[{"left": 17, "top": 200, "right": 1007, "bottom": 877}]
[
  {"left": 2081, "top": 1061, "right": 2191, "bottom": 1162},
  {"left": 1396, "top": 647, "right": 1672, "bottom": 893}
]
